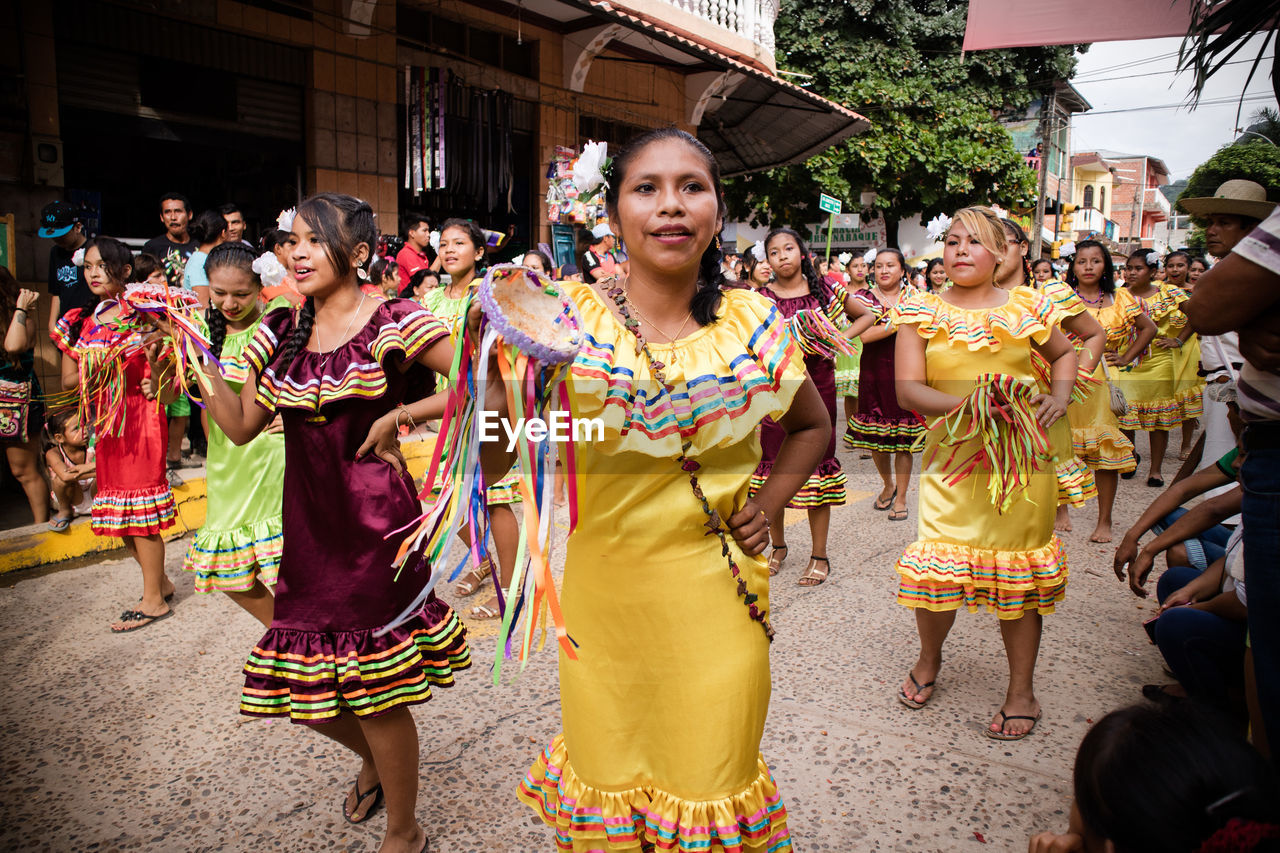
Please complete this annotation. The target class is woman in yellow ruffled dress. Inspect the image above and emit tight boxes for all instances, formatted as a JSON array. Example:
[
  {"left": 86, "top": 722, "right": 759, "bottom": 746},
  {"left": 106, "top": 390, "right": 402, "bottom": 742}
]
[
  {"left": 1117, "top": 250, "right": 1200, "bottom": 486},
  {"left": 504, "top": 129, "right": 831, "bottom": 851},
  {"left": 995, "top": 218, "right": 1107, "bottom": 533},
  {"left": 892, "top": 207, "right": 1076, "bottom": 740},
  {"left": 1064, "top": 241, "right": 1156, "bottom": 543},
  {"left": 1160, "top": 249, "right": 1205, "bottom": 459}
]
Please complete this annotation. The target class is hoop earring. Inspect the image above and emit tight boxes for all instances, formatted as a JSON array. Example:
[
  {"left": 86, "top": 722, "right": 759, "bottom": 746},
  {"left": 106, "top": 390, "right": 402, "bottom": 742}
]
[{"left": 356, "top": 266, "right": 370, "bottom": 281}]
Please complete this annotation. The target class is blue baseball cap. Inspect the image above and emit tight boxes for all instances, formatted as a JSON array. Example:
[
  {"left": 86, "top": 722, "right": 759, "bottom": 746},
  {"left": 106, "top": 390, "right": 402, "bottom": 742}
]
[{"left": 39, "top": 201, "right": 80, "bottom": 238}]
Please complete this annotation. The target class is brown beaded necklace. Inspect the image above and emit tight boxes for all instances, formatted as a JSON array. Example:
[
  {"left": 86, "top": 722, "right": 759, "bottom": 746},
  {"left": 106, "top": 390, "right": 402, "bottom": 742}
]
[{"left": 600, "top": 276, "right": 775, "bottom": 641}]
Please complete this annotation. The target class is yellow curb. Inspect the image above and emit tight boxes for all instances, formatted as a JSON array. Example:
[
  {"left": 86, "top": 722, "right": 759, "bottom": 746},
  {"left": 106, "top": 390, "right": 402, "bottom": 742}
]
[{"left": 0, "top": 435, "right": 440, "bottom": 576}]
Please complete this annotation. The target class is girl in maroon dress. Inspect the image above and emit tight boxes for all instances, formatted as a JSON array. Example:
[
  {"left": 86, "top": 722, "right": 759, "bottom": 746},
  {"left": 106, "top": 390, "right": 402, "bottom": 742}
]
[
  {"left": 750, "top": 227, "right": 875, "bottom": 586},
  {"left": 55, "top": 237, "right": 177, "bottom": 633},
  {"left": 200, "top": 194, "right": 469, "bottom": 853}
]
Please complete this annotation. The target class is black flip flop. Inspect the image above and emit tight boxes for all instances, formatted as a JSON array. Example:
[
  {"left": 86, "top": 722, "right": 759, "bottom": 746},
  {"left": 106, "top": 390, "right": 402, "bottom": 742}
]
[
  {"left": 110, "top": 608, "right": 173, "bottom": 634},
  {"left": 343, "top": 779, "right": 384, "bottom": 824},
  {"left": 873, "top": 489, "right": 897, "bottom": 511},
  {"left": 986, "top": 709, "right": 1042, "bottom": 741},
  {"left": 898, "top": 670, "right": 936, "bottom": 710}
]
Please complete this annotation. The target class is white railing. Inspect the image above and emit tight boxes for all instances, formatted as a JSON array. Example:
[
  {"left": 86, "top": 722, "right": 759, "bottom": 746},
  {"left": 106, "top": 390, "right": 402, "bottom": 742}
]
[
  {"left": 1146, "top": 187, "right": 1172, "bottom": 218},
  {"left": 658, "top": 0, "right": 779, "bottom": 56}
]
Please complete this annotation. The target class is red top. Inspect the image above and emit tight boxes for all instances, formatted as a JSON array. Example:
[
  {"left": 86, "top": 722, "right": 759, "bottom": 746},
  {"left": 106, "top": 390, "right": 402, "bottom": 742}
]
[{"left": 395, "top": 244, "right": 432, "bottom": 292}]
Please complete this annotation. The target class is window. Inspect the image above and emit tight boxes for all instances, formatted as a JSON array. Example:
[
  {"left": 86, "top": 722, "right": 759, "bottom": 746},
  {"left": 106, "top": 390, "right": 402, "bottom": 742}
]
[
  {"left": 1099, "top": 186, "right": 1106, "bottom": 214},
  {"left": 1083, "top": 185, "right": 1094, "bottom": 208}
]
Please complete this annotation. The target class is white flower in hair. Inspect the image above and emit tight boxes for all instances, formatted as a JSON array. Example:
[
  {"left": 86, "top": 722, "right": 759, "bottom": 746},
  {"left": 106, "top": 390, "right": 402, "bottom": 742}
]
[
  {"left": 990, "top": 204, "right": 1009, "bottom": 220},
  {"left": 1059, "top": 241, "right": 1077, "bottom": 257},
  {"left": 750, "top": 240, "right": 766, "bottom": 262},
  {"left": 572, "top": 140, "right": 610, "bottom": 200},
  {"left": 925, "top": 213, "right": 953, "bottom": 242},
  {"left": 71, "top": 247, "right": 85, "bottom": 267},
  {"left": 276, "top": 207, "right": 297, "bottom": 233},
  {"left": 837, "top": 252, "right": 853, "bottom": 266},
  {"left": 429, "top": 230, "right": 440, "bottom": 252},
  {"left": 251, "top": 251, "right": 288, "bottom": 289},
  {"left": 1146, "top": 251, "right": 1160, "bottom": 266},
  {"left": 863, "top": 248, "right": 878, "bottom": 263}
]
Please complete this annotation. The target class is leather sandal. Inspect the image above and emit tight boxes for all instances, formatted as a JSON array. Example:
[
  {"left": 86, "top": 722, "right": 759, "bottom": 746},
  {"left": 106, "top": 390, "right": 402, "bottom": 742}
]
[
  {"left": 469, "top": 596, "right": 502, "bottom": 620},
  {"left": 767, "top": 544, "right": 788, "bottom": 577},
  {"left": 454, "top": 556, "right": 493, "bottom": 597},
  {"left": 798, "top": 556, "right": 830, "bottom": 587}
]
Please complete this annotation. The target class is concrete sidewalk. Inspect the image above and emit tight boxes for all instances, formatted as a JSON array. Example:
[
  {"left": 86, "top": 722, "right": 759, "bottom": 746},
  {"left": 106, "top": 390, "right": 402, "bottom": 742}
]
[{"left": 0, "top": 436, "right": 1173, "bottom": 852}]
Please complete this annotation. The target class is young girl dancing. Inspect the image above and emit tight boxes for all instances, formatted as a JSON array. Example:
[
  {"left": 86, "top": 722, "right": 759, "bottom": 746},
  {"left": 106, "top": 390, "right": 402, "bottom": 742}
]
[
  {"left": 54, "top": 237, "right": 177, "bottom": 632},
  {"left": 497, "top": 128, "right": 830, "bottom": 852},
  {"left": 837, "top": 252, "right": 868, "bottom": 444},
  {"left": 753, "top": 226, "right": 874, "bottom": 585},
  {"left": 421, "top": 217, "right": 522, "bottom": 619},
  {"left": 199, "top": 194, "right": 470, "bottom": 853},
  {"left": 848, "top": 248, "right": 926, "bottom": 519},
  {"left": 893, "top": 207, "right": 1076, "bottom": 740},
  {"left": 182, "top": 244, "right": 287, "bottom": 627}
]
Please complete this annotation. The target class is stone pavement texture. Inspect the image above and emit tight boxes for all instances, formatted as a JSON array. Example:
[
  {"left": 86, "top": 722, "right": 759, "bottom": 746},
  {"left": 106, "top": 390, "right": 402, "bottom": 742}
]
[{"left": 0, "top": 435, "right": 1177, "bottom": 852}]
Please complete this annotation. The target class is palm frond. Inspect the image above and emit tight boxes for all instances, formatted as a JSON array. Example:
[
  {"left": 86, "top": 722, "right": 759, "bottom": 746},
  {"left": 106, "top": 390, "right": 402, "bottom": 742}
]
[{"left": 1176, "top": 0, "right": 1280, "bottom": 107}]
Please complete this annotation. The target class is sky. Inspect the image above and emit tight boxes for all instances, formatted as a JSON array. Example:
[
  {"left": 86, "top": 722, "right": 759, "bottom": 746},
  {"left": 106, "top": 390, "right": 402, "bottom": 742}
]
[{"left": 1069, "top": 34, "right": 1275, "bottom": 180}]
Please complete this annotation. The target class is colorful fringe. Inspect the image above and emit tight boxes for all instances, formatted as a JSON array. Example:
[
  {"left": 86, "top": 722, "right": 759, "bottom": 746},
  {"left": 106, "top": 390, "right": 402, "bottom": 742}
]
[
  {"left": 749, "top": 458, "right": 846, "bottom": 508},
  {"left": 845, "top": 415, "right": 925, "bottom": 452},
  {"left": 785, "top": 308, "right": 859, "bottom": 359},
  {"left": 1056, "top": 457, "right": 1098, "bottom": 507},
  {"left": 921, "top": 374, "right": 1051, "bottom": 514},
  {"left": 90, "top": 485, "right": 176, "bottom": 537},
  {"left": 240, "top": 605, "right": 470, "bottom": 724},
  {"left": 518, "top": 735, "right": 792, "bottom": 852},
  {"left": 184, "top": 517, "right": 284, "bottom": 593},
  {"left": 1072, "top": 426, "right": 1137, "bottom": 472},
  {"left": 895, "top": 537, "right": 1068, "bottom": 619}
]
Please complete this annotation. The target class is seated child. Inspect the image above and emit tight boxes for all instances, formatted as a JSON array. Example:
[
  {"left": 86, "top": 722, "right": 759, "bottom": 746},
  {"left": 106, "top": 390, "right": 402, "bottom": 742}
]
[{"left": 44, "top": 411, "right": 96, "bottom": 531}]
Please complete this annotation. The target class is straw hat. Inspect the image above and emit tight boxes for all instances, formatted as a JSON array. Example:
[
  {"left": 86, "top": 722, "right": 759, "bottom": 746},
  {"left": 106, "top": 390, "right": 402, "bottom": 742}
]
[{"left": 1179, "top": 179, "right": 1276, "bottom": 220}]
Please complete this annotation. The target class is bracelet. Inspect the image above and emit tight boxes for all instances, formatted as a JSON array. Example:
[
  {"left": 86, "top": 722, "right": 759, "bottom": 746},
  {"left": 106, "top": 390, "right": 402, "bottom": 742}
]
[{"left": 395, "top": 405, "right": 417, "bottom": 436}]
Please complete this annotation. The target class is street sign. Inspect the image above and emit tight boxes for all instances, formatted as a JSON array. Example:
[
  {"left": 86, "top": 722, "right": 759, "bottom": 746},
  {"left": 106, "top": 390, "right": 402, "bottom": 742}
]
[{"left": 818, "top": 193, "right": 842, "bottom": 215}]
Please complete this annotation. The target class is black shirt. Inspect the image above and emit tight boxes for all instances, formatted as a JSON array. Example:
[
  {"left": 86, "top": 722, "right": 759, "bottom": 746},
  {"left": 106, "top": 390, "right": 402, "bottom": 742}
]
[
  {"left": 48, "top": 243, "right": 94, "bottom": 319},
  {"left": 142, "top": 235, "right": 199, "bottom": 289}
]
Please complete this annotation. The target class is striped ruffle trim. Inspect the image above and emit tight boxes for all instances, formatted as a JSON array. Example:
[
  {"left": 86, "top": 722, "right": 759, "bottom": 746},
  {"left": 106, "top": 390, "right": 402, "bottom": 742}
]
[
  {"left": 749, "top": 458, "right": 846, "bottom": 508},
  {"left": 1117, "top": 393, "right": 1202, "bottom": 431},
  {"left": 895, "top": 537, "right": 1068, "bottom": 619},
  {"left": 1056, "top": 457, "right": 1097, "bottom": 507},
  {"left": 90, "top": 484, "right": 176, "bottom": 537},
  {"left": 891, "top": 288, "right": 1053, "bottom": 351},
  {"left": 845, "top": 414, "right": 925, "bottom": 452},
  {"left": 835, "top": 377, "right": 860, "bottom": 398},
  {"left": 517, "top": 734, "right": 792, "bottom": 852},
  {"left": 1072, "top": 426, "right": 1137, "bottom": 472},
  {"left": 240, "top": 604, "right": 470, "bottom": 724},
  {"left": 184, "top": 516, "right": 283, "bottom": 593}
]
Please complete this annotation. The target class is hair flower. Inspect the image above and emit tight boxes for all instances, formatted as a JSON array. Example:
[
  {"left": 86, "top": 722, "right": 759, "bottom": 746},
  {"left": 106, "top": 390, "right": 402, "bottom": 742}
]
[
  {"left": 276, "top": 207, "right": 296, "bottom": 233},
  {"left": 1058, "top": 240, "right": 1077, "bottom": 257},
  {"left": 990, "top": 204, "right": 1009, "bottom": 220},
  {"left": 1146, "top": 251, "right": 1160, "bottom": 266},
  {"left": 837, "top": 251, "right": 852, "bottom": 266},
  {"left": 429, "top": 230, "right": 440, "bottom": 252},
  {"left": 251, "top": 251, "right": 288, "bottom": 289},
  {"left": 750, "top": 240, "right": 766, "bottom": 262},
  {"left": 572, "top": 140, "right": 611, "bottom": 202},
  {"left": 863, "top": 248, "right": 878, "bottom": 263},
  {"left": 925, "top": 213, "right": 953, "bottom": 242},
  {"left": 71, "top": 247, "right": 86, "bottom": 267}
]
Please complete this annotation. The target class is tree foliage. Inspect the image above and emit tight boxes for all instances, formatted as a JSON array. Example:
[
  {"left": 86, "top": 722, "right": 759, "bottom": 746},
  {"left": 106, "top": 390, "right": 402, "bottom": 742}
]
[
  {"left": 1179, "top": 142, "right": 1280, "bottom": 218},
  {"left": 724, "top": 0, "right": 1081, "bottom": 242}
]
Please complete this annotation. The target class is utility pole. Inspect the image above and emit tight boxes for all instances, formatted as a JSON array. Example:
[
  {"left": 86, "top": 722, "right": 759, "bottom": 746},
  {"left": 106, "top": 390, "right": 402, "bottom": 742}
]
[{"left": 1030, "top": 86, "right": 1056, "bottom": 260}]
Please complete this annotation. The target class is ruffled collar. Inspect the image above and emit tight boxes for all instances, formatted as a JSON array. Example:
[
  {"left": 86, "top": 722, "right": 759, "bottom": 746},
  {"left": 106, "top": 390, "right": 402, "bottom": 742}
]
[{"left": 892, "top": 287, "right": 1053, "bottom": 351}]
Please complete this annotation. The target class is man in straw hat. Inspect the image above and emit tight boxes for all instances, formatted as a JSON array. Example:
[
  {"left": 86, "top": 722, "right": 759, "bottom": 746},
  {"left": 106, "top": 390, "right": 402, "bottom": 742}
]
[{"left": 1184, "top": 179, "right": 1280, "bottom": 759}]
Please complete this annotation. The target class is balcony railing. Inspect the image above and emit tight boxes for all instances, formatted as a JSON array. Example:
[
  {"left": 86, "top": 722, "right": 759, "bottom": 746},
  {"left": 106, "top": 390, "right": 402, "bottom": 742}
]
[
  {"left": 1074, "top": 206, "right": 1119, "bottom": 242},
  {"left": 1146, "top": 187, "right": 1172, "bottom": 218},
  {"left": 658, "top": 0, "right": 780, "bottom": 56}
]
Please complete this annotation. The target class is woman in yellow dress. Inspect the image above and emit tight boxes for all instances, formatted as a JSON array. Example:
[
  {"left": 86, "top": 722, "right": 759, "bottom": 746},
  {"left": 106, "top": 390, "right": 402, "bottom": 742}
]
[
  {"left": 492, "top": 129, "right": 830, "bottom": 851},
  {"left": 1117, "top": 250, "right": 1200, "bottom": 486},
  {"left": 1064, "top": 241, "right": 1156, "bottom": 543},
  {"left": 892, "top": 206, "right": 1076, "bottom": 740},
  {"left": 995, "top": 218, "right": 1107, "bottom": 533},
  {"left": 1161, "top": 250, "right": 1206, "bottom": 459}
]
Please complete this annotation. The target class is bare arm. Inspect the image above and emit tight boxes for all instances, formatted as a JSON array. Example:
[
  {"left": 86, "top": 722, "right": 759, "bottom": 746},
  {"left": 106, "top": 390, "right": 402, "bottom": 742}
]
[
  {"left": 894, "top": 325, "right": 962, "bottom": 417},
  {"left": 1185, "top": 252, "right": 1280, "bottom": 334},
  {"left": 1110, "top": 311, "right": 1157, "bottom": 367},
  {"left": 48, "top": 295, "right": 61, "bottom": 338},
  {"left": 1120, "top": 487, "right": 1243, "bottom": 597},
  {"left": 45, "top": 449, "right": 81, "bottom": 484},
  {"left": 353, "top": 338, "right": 457, "bottom": 471},
  {"left": 200, "top": 359, "right": 274, "bottom": 445},
  {"left": 1029, "top": 328, "right": 1076, "bottom": 427},
  {"left": 840, "top": 293, "right": 877, "bottom": 339},
  {"left": 1060, "top": 310, "right": 1105, "bottom": 373},
  {"left": 4, "top": 290, "right": 38, "bottom": 354},
  {"left": 1116, "top": 463, "right": 1235, "bottom": 565}
]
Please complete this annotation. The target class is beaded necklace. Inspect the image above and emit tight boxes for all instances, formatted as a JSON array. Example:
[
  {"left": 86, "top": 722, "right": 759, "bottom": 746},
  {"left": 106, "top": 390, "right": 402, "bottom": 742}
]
[{"left": 600, "top": 276, "right": 775, "bottom": 641}]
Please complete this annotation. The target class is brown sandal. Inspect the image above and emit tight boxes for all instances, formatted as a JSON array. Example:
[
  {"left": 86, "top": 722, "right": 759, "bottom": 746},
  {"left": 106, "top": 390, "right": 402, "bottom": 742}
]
[
  {"left": 454, "top": 556, "right": 493, "bottom": 597},
  {"left": 767, "top": 544, "right": 788, "bottom": 577},
  {"left": 798, "top": 555, "right": 830, "bottom": 587}
]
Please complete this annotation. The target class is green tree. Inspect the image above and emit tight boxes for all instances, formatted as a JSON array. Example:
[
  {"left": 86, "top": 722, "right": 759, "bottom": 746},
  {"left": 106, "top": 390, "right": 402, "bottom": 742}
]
[
  {"left": 1178, "top": 142, "right": 1280, "bottom": 218},
  {"left": 724, "top": 0, "right": 1082, "bottom": 245}
]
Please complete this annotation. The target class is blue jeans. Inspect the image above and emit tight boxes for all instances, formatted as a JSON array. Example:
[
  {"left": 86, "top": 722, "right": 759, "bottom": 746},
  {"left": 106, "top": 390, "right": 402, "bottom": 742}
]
[
  {"left": 1242, "top": 434, "right": 1280, "bottom": 749},
  {"left": 1152, "top": 508, "right": 1232, "bottom": 571},
  {"left": 1154, "top": 565, "right": 1246, "bottom": 708}
]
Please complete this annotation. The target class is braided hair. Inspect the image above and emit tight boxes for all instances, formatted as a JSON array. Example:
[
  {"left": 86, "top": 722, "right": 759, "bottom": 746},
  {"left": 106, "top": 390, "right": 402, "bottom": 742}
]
[
  {"left": 278, "top": 193, "right": 376, "bottom": 371},
  {"left": 764, "top": 227, "right": 823, "bottom": 302},
  {"left": 203, "top": 242, "right": 261, "bottom": 359},
  {"left": 604, "top": 127, "right": 728, "bottom": 326}
]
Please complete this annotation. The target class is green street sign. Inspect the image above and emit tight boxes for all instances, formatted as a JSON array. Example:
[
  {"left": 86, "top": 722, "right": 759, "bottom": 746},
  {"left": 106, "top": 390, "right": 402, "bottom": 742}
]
[{"left": 818, "top": 193, "right": 842, "bottom": 215}]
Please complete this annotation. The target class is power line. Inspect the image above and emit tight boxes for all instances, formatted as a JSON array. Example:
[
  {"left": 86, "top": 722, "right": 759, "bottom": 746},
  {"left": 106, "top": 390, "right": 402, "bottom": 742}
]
[{"left": 1073, "top": 93, "right": 1273, "bottom": 117}]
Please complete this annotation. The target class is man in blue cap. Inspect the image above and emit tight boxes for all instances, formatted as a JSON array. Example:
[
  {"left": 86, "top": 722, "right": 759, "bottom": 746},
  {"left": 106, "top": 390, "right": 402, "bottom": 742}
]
[{"left": 38, "top": 200, "right": 92, "bottom": 340}]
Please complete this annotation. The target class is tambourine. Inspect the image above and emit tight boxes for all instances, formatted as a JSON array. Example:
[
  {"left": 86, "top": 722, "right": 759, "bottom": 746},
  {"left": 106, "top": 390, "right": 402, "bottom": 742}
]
[{"left": 478, "top": 264, "right": 582, "bottom": 363}]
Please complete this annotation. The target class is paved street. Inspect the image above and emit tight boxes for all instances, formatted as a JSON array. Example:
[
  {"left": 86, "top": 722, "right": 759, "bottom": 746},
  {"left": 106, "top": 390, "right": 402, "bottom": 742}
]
[{"left": 1, "top": 435, "right": 1172, "bottom": 852}]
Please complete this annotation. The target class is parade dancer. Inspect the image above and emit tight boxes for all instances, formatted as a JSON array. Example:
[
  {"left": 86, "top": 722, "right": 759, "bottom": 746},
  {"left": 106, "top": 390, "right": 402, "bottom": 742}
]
[
  {"left": 752, "top": 226, "right": 874, "bottom": 585},
  {"left": 995, "top": 217, "right": 1106, "bottom": 533},
  {"left": 847, "top": 248, "right": 926, "bottom": 520},
  {"left": 54, "top": 238, "right": 178, "bottom": 632},
  {"left": 1162, "top": 250, "right": 1204, "bottom": 460},
  {"left": 200, "top": 194, "right": 469, "bottom": 853},
  {"left": 421, "top": 217, "right": 522, "bottom": 619},
  {"left": 838, "top": 252, "right": 868, "bottom": 445},
  {"left": 893, "top": 207, "right": 1075, "bottom": 740},
  {"left": 1065, "top": 241, "right": 1155, "bottom": 542},
  {"left": 505, "top": 128, "right": 829, "bottom": 852},
  {"left": 181, "top": 244, "right": 287, "bottom": 627},
  {"left": 1118, "top": 250, "right": 1201, "bottom": 486}
]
